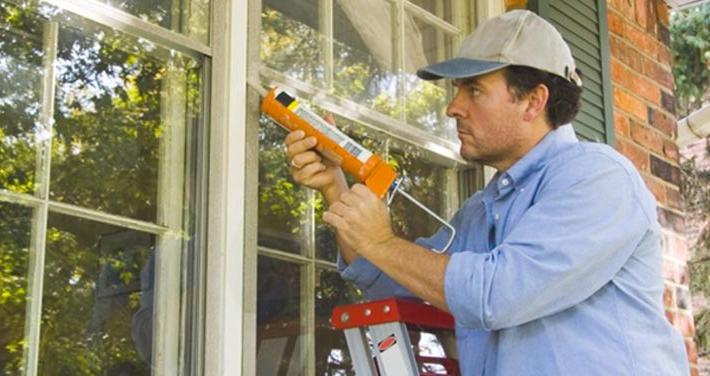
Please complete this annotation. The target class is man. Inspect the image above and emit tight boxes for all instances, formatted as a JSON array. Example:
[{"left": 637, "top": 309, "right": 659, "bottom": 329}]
[{"left": 284, "top": 10, "right": 689, "bottom": 375}]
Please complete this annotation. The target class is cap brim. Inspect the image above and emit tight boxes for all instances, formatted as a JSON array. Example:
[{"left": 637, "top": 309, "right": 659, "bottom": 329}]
[{"left": 416, "top": 58, "right": 509, "bottom": 81}]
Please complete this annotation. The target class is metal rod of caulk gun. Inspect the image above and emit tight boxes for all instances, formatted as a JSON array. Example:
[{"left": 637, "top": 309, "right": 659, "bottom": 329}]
[{"left": 387, "top": 179, "right": 456, "bottom": 254}]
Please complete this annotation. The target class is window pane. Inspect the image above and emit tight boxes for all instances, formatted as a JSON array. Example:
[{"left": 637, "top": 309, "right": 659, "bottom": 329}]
[
  {"left": 315, "top": 268, "right": 362, "bottom": 376},
  {"left": 96, "top": 0, "right": 210, "bottom": 44},
  {"left": 333, "top": 0, "right": 398, "bottom": 115},
  {"left": 388, "top": 143, "right": 448, "bottom": 242},
  {"left": 0, "top": 3, "right": 44, "bottom": 194},
  {"left": 405, "top": 17, "right": 455, "bottom": 139},
  {"left": 258, "top": 114, "right": 311, "bottom": 254},
  {"left": 0, "top": 202, "right": 32, "bottom": 375},
  {"left": 314, "top": 113, "right": 388, "bottom": 262},
  {"left": 38, "top": 212, "right": 156, "bottom": 375},
  {"left": 409, "top": 0, "right": 453, "bottom": 24},
  {"left": 257, "top": 256, "right": 306, "bottom": 376},
  {"left": 261, "top": 0, "right": 323, "bottom": 86},
  {"left": 48, "top": 11, "right": 202, "bottom": 223}
]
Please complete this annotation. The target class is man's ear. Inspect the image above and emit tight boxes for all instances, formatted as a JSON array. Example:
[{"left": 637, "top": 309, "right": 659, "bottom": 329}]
[{"left": 522, "top": 84, "right": 549, "bottom": 122}]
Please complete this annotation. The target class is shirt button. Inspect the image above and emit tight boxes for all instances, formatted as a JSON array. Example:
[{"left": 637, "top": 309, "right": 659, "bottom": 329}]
[
  {"left": 501, "top": 179, "right": 510, "bottom": 186},
  {"left": 494, "top": 214, "right": 500, "bottom": 221}
]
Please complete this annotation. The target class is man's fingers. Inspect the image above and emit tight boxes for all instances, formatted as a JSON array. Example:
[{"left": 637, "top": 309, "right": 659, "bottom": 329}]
[
  {"left": 283, "top": 130, "right": 305, "bottom": 146},
  {"left": 293, "top": 161, "right": 326, "bottom": 180},
  {"left": 286, "top": 135, "right": 317, "bottom": 159},
  {"left": 291, "top": 151, "right": 322, "bottom": 169},
  {"left": 324, "top": 113, "right": 335, "bottom": 126}
]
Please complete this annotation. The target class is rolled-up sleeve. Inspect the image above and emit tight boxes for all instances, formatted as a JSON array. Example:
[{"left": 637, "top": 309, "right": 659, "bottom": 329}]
[{"left": 445, "top": 152, "right": 655, "bottom": 331}]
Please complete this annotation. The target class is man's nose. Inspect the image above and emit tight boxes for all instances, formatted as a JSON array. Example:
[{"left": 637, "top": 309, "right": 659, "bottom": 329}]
[{"left": 446, "top": 91, "right": 466, "bottom": 119}]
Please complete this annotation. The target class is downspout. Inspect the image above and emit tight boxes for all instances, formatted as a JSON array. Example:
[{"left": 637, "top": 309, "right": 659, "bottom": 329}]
[{"left": 677, "top": 102, "right": 710, "bottom": 148}]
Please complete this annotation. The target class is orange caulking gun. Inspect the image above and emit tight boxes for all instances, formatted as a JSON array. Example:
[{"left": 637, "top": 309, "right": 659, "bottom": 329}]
[{"left": 261, "top": 87, "right": 456, "bottom": 253}]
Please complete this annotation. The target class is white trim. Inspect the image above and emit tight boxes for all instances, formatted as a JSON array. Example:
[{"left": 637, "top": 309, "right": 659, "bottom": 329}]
[{"left": 204, "top": 0, "right": 248, "bottom": 374}]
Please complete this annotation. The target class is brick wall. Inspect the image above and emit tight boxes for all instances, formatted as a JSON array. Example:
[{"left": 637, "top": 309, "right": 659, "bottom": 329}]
[{"left": 607, "top": 0, "right": 698, "bottom": 373}]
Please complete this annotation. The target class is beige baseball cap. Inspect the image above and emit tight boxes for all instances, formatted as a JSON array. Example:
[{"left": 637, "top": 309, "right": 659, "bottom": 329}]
[{"left": 417, "top": 10, "right": 582, "bottom": 86}]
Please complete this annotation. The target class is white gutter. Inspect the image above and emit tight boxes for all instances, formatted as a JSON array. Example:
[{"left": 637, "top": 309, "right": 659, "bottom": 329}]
[{"left": 677, "top": 102, "right": 710, "bottom": 147}]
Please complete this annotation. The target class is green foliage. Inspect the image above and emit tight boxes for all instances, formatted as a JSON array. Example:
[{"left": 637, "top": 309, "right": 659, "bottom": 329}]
[
  {"left": 682, "top": 154, "right": 710, "bottom": 355},
  {"left": 671, "top": 4, "right": 710, "bottom": 116}
]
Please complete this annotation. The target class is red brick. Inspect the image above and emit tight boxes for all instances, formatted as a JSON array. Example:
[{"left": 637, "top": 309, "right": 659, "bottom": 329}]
[
  {"left": 609, "top": 0, "right": 636, "bottom": 22},
  {"left": 644, "top": 59, "right": 674, "bottom": 90},
  {"left": 686, "top": 338, "right": 698, "bottom": 364},
  {"left": 643, "top": 174, "right": 666, "bottom": 202},
  {"left": 610, "top": 37, "right": 645, "bottom": 72},
  {"left": 657, "top": 1, "right": 670, "bottom": 27},
  {"left": 666, "top": 186, "right": 683, "bottom": 210},
  {"left": 663, "top": 261, "right": 684, "bottom": 284},
  {"left": 614, "top": 112, "right": 630, "bottom": 137},
  {"left": 616, "top": 138, "right": 649, "bottom": 171},
  {"left": 608, "top": 11, "right": 624, "bottom": 36},
  {"left": 614, "top": 87, "right": 648, "bottom": 121},
  {"left": 663, "top": 139, "right": 679, "bottom": 161},
  {"left": 612, "top": 60, "right": 661, "bottom": 105},
  {"left": 626, "top": 24, "right": 658, "bottom": 58},
  {"left": 675, "top": 311, "right": 695, "bottom": 338},
  {"left": 658, "top": 46, "right": 672, "bottom": 68},
  {"left": 630, "top": 121, "right": 663, "bottom": 154},
  {"left": 663, "top": 284, "right": 676, "bottom": 308},
  {"left": 650, "top": 109, "right": 676, "bottom": 138}
]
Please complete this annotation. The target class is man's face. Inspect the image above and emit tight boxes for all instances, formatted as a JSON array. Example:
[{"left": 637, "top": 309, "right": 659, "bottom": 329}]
[{"left": 447, "top": 70, "right": 529, "bottom": 169}]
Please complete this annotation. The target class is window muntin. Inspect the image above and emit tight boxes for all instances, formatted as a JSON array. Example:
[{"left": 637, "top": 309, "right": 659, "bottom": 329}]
[{"left": 95, "top": 0, "right": 210, "bottom": 44}]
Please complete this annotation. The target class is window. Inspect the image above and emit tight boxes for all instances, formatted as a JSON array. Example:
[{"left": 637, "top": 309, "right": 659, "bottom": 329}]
[
  {"left": 0, "top": 0, "right": 210, "bottom": 374},
  {"left": 253, "top": 0, "right": 472, "bottom": 374}
]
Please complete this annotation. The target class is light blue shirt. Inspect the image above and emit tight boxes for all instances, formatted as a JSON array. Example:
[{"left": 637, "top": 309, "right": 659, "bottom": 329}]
[{"left": 338, "top": 125, "right": 689, "bottom": 375}]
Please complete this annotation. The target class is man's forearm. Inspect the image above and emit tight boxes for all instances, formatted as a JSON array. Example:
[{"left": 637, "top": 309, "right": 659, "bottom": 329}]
[{"left": 359, "top": 237, "right": 450, "bottom": 310}]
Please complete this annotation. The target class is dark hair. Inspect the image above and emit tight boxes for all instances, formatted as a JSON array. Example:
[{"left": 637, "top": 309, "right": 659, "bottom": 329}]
[{"left": 502, "top": 65, "right": 582, "bottom": 128}]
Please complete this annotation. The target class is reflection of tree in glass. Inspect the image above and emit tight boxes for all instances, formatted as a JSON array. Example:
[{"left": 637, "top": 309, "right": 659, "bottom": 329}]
[
  {"left": 0, "top": 1, "right": 44, "bottom": 194},
  {"left": 0, "top": 203, "right": 32, "bottom": 375},
  {"left": 1, "top": 2, "right": 199, "bottom": 374},
  {"left": 261, "top": 6, "right": 323, "bottom": 84}
]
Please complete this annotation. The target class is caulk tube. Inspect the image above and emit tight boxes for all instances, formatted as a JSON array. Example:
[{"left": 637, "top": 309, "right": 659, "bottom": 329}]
[{"left": 261, "top": 87, "right": 397, "bottom": 198}]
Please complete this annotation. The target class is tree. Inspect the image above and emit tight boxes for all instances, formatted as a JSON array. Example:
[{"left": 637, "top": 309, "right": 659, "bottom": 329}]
[{"left": 670, "top": 4, "right": 710, "bottom": 116}]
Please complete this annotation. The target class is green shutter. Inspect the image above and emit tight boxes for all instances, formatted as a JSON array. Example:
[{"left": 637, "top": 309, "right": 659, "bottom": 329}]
[{"left": 528, "top": 0, "right": 615, "bottom": 145}]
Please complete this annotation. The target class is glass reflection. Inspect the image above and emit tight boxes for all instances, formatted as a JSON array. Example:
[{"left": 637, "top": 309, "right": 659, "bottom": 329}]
[
  {"left": 0, "top": 2, "right": 44, "bottom": 194},
  {"left": 48, "top": 11, "right": 201, "bottom": 223},
  {"left": 315, "top": 268, "right": 362, "bottom": 376},
  {"left": 38, "top": 212, "right": 155, "bottom": 375},
  {"left": 258, "top": 114, "right": 311, "bottom": 254},
  {"left": 257, "top": 256, "right": 306, "bottom": 376},
  {"left": 261, "top": 0, "right": 324, "bottom": 86},
  {"left": 0, "top": 202, "right": 32, "bottom": 375},
  {"left": 333, "top": 0, "right": 398, "bottom": 114},
  {"left": 389, "top": 142, "right": 447, "bottom": 242},
  {"left": 404, "top": 16, "right": 455, "bottom": 139},
  {"left": 96, "top": 0, "right": 210, "bottom": 44}
]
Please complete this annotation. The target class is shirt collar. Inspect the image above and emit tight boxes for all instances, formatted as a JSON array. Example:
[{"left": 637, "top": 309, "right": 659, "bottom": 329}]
[{"left": 496, "top": 124, "right": 578, "bottom": 195}]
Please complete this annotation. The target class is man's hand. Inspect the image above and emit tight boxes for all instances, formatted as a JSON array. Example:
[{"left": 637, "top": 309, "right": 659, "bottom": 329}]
[
  {"left": 323, "top": 184, "right": 397, "bottom": 256},
  {"left": 283, "top": 115, "right": 348, "bottom": 203}
]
